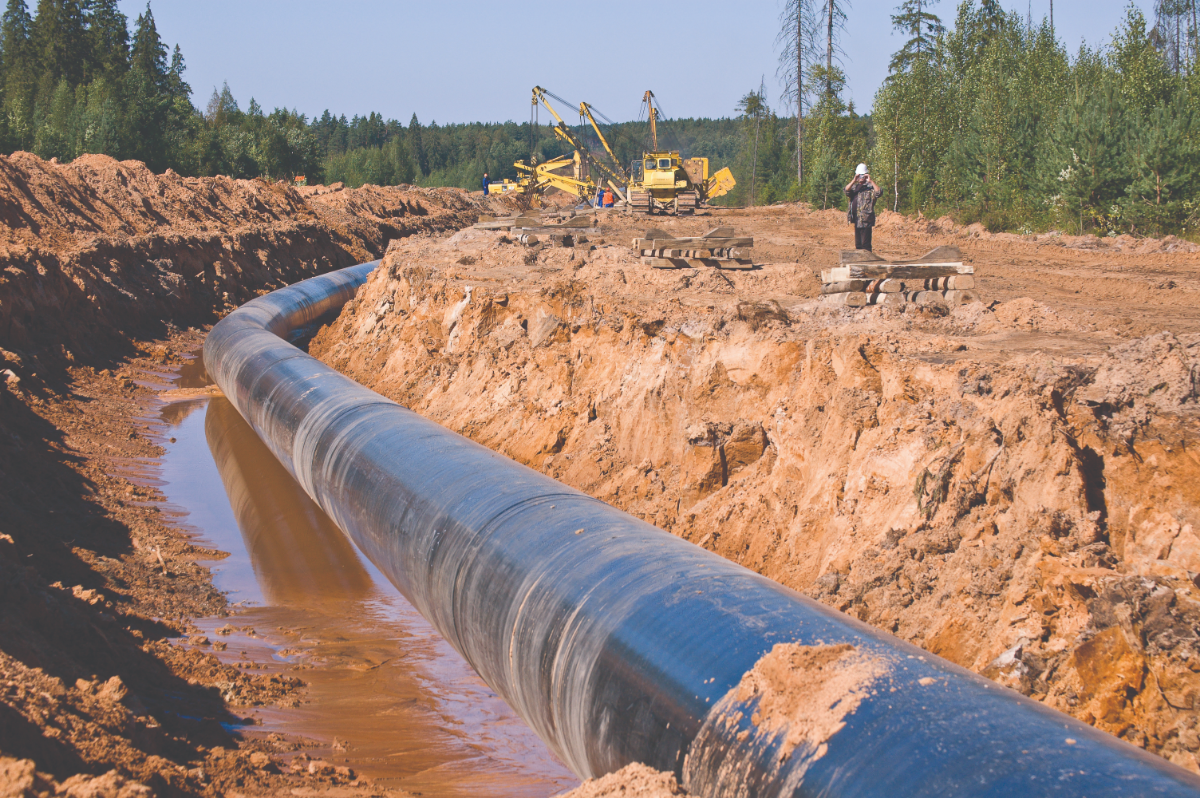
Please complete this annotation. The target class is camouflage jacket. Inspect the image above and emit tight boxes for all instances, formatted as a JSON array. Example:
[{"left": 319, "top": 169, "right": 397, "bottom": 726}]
[{"left": 846, "top": 182, "right": 882, "bottom": 228}]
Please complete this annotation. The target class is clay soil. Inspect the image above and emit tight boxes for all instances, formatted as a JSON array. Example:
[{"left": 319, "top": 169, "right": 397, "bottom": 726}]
[
  {"left": 0, "top": 153, "right": 478, "bottom": 797},
  {"left": 312, "top": 202, "right": 1200, "bottom": 775}
]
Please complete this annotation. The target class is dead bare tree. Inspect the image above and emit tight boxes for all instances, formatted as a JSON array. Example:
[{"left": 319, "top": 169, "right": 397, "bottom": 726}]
[{"left": 776, "top": 0, "right": 818, "bottom": 188}]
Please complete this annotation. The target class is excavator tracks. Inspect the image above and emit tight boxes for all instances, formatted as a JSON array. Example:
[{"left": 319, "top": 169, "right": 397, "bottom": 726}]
[
  {"left": 675, "top": 190, "right": 699, "bottom": 215},
  {"left": 629, "top": 189, "right": 652, "bottom": 214}
]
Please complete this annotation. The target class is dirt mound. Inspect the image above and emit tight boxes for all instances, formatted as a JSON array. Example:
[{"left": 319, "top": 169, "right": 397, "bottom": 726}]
[
  {"left": 313, "top": 206, "right": 1200, "bottom": 772},
  {"left": 729, "top": 643, "right": 887, "bottom": 762},
  {"left": 559, "top": 763, "right": 685, "bottom": 797},
  {"left": 0, "top": 152, "right": 478, "bottom": 390}
]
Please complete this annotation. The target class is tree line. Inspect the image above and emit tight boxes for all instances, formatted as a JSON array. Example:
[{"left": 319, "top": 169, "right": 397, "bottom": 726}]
[
  {"left": 0, "top": 1, "right": 746, "bottom": 192},
  {"left": 9, "top": 0, "right": 1197, "bottom": 235},
  {"left": 762, "top": 0, "right": 1200, "bottom": 236}
]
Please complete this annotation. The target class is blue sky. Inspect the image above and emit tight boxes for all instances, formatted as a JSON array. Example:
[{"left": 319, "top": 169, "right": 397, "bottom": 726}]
[{"left": 118, "top": 0, "right": 1157, "bottom": 124}]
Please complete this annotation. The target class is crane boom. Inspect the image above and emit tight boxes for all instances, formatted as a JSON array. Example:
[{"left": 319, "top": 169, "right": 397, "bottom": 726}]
[
  {"left": 579, "top": 102, "right": 627, "bottom": 181},
  {"left": 642, "top": 90, "right": 658, "bottom": 151}
]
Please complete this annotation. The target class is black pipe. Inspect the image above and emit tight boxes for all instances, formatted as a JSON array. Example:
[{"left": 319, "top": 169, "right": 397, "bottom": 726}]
[{"left": 204, "top": 261, "right": 1200, "bottom": 797}]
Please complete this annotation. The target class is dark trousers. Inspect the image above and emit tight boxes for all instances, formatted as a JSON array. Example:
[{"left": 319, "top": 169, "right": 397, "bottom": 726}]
[{"left": 855, "top": 226, "right": 873, "bottom": 250}]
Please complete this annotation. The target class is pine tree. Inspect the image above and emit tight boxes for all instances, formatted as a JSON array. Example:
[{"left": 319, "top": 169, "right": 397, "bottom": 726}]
[
  {"left": 2, "top": 0, "right": 35, "bottom": 104},
  {"left": 890, "top": 0, "right": 944, "bottom": 72},
  {"left": 32, "top": 0, "right": 89, "bottom": 85},
  {"left": 408, "top": 113, "right": 426, "bottom": 177},
  {"left": 130, "top": 1, "right": 167, "bottom": 90},
  {"left": 85, "top": 0, "right": 128, "bottom": 81},
  {"left": 1124, "top": 93, "right": 1198, "bottom": 232}
]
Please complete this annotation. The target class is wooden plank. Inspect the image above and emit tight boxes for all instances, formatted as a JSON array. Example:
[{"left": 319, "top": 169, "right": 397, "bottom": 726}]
[
  {"left": 866, "top": 278, "right": 905, "bottom": 293},
  {"left": 906, "top": 290, "right": 948, "bottom": 306},
  {"left": 518, "top": 227, "right": 599, "bottom": 235},
  {"left": 944, "top": 289, "right": 981, "bottom": 305},
  {"left": 824, "top": 262, "right": 973, "bottom": 281},
  {"left": 840, "top": 249, "right": 885, "bottom": 265},
  {"left": 821, "top": 292, "right": 867, "bottom": 307},
  {"left": 703, "top": 226, "right": 735, "bottom": 238},
  {"left": 641, "top": 257, "right": 754, "bottom": 270},
  {"left": 559, "top": 216, "right": 596, "bottom": 228},
  {"left": 917, "top": 245, "right": 962, "bottom": 263},
  {"left": 821, "top": 280, "right": 867, "bottom": 295},
  {"left": 709, "top": 259, "right": 755, "bottom": 270},
  {"left": 633, "top": 236, "right": 753, "bottom": 249},
  {"left": 866, "top": 292, "right": 906, "bottom": 307},
  {"left": 474, "top": 221, "right": 515, "bottom": 230},
  {"left": 840, "top": 246, "right": 962, "bottom": 266},
  {"left": 641, "top": 256, "right": 683, "bottom": 269},
  {"left": 921, "top": 275, "right": 975, "bottom": 290}
]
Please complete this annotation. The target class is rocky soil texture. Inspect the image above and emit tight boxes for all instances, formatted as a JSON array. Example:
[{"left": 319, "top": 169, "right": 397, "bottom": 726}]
[{"left": 312, "top": 203, "right": 1200, "bottom": 773}]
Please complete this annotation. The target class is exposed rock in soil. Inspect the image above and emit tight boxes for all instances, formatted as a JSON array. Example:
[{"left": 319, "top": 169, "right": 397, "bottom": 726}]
[{"left": 313, "top": 206, "right": 1200, "bottom": 772}]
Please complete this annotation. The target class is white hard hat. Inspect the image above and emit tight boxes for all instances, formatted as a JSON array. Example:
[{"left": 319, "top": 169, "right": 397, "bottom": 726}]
[{"left": 855, "top": 163, "right": 868, "bottom": 176}]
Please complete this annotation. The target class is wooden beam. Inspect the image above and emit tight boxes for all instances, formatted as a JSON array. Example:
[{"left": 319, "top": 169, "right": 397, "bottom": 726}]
[
  {"left": 633, "top": 237, "right": 754, "bottom": 249},
  {"left": 822, "top": 263, "right": 972, "bottom": 281}
]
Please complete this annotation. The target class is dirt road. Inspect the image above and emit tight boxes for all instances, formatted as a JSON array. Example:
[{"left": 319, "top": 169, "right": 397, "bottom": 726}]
[{"left": 313, "top": 202, "right": 1200, "bottom": 773}]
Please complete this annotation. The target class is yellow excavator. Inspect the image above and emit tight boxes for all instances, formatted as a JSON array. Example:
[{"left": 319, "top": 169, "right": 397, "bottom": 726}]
[{"left": 627, "top": 90, "right": 735, "bottom": 215}]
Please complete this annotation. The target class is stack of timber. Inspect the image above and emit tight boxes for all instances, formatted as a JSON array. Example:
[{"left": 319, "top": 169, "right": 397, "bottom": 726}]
[
  {"left": 634, "top": 226, "right": 755, "bottom": 269},
  {"left": 819, "top": 246, "right": 979, "bottom": 307},
  {"left": 474, "top": 212, "right": 599, "bottom": 246}
]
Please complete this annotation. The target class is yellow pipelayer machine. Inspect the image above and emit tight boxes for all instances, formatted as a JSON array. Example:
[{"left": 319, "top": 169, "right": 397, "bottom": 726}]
[
  {"left": 626, "top": 90, "right": 736, "bottom": 215},
  {"left": 513, "top": 87, "right": 735, "bottom": 214}
]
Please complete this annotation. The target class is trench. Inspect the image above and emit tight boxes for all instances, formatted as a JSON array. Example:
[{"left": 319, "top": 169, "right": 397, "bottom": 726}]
[{"left": 117, "top": 349, "right": 578, "bottom": 797}]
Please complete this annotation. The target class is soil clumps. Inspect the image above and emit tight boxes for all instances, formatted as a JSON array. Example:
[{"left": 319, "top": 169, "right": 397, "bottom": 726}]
[
  {"left": 313, "top": 203, "right": 1200, "bottom": 773},
  {"left": 558, "top": 763, "right": 686, "bottom": 797},
  {"left": 730, "top": 643, "right": 887, "bottom": 761}
]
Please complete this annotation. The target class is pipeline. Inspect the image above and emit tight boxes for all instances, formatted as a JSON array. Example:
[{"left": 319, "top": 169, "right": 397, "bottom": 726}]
[{"left": 204, "top": 261, "right": 1200, "bottom": 797}]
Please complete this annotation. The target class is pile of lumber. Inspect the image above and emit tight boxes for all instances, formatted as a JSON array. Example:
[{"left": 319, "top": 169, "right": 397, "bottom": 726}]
[
  {"left": 474, "top": 212, "right": 598, "bottom": 246},
  {"left": 819, "top": 247, "right": 980, "bottom": 307},
  {"left": 633, "top": 226, "right": 755, "bottom": 270}
]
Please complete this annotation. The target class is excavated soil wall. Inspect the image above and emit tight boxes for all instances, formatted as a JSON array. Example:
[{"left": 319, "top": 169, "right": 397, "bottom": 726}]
[
  {"left": 0, "top": 152, "right": 477, "bottom": 380},
  {"left": 312, "top": 211, "right": 1200, "bottom": 773}
]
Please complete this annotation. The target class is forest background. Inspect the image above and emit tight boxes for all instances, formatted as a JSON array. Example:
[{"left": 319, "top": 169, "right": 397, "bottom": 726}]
[{"left": 1, "top": 0, "right": 1197, "bottom": 236}]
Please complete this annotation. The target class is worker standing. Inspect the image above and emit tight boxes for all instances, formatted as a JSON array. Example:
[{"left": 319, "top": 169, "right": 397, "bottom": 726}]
[
  {"left": 603, "top": 187, "right": 614, "bottom": 208},
  {"left": 845, "top": 164, "right": 882, "bottom": 250},
  {"left": 482, "top": 172, "right": 490, "bottom": 196},
  {"left": 595, "top": 186, "right": 604, "bottom": 208}
]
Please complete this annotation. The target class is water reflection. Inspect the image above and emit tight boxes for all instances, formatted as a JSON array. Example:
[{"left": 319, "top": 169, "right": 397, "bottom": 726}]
[
  {"left": 204, "top": 398, "right": 374, "bottom": 606},
  {"left": 150, "top": 383, "right": 577, "bottom": 796}
]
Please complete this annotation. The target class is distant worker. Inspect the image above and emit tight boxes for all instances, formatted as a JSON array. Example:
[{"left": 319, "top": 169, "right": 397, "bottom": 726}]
[
  {"left": 482, "top": 172, "right": 490, "bottom": 196},
  {"left": 595, "top": 186, "right": 604, "bottom": 208},
  {"left": 603, "top": 187, "right": 614, "bottom": 208},
  {"left": 845, "top": 164, "right": 882, "bottom": 250}
]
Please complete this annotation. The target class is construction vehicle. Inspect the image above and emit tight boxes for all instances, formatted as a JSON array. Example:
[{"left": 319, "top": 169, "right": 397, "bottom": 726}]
[
  {"left": 626, "top": 91, "right": 735, "bottom": 215},
  {"left": 512, "top": 87, "right": 628, "bottom": 205}
]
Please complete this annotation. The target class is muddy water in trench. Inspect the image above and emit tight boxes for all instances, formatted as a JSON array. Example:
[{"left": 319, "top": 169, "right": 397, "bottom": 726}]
[{"left": 137, "top": 353, "right": 578, "bottom": 796}]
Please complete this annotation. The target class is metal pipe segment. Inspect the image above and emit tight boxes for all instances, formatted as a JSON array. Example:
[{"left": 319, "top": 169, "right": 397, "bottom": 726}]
[{"left": 204, "top": 261, "right": 1200, "bottom": 797}]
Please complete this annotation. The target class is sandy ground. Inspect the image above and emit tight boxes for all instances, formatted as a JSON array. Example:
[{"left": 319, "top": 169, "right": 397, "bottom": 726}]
[{"left": 312, "top": 202, "right": 1200, "bottom": 774}]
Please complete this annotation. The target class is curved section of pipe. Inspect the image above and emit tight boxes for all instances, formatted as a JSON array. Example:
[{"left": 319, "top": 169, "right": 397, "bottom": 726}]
[{"left": 205, "top": 261, "right": 1200, "bottom": 797}]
